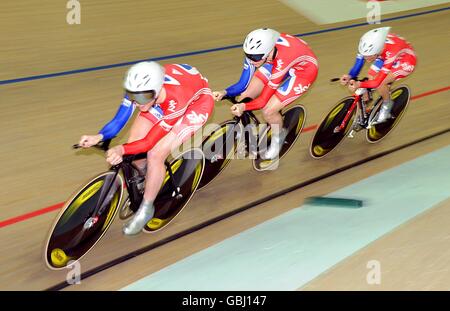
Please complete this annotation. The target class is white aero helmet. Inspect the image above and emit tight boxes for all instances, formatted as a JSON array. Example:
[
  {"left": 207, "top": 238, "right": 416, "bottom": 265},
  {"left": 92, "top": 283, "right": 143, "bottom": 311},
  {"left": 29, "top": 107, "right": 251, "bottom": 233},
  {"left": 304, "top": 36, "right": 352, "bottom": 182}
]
[
  {"left": 358, "top": 27, "right": 391, "bottom": 56},
  {"left": 123, "top": 61, "right": 165, "bottom": 104},
  {"left": 243, "top": 28, "right": 281, "bottom": 61}
]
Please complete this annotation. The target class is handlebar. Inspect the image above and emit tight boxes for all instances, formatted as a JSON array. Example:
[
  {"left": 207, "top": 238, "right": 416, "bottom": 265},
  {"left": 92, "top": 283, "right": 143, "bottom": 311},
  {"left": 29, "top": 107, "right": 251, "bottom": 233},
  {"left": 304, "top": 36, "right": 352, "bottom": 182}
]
[
  {"left": 330, "top": 77, "right": 369, "bottom": 83},
  {"left": 222, "top": 96, "right": 253, "bottom": 105},
  {"left": 73, "top": 139, "right": 112, "bottom": 151},
  {"left": 73, "top": 139, "right": 147, "bottom": 164}
]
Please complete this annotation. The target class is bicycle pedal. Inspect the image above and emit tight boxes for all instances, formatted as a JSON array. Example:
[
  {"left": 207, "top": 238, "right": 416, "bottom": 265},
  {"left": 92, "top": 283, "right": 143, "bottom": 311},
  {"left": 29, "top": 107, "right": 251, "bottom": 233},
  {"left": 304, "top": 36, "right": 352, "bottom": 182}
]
[{"left": 347, "top": 130, "right": 355, "bottom": 138}]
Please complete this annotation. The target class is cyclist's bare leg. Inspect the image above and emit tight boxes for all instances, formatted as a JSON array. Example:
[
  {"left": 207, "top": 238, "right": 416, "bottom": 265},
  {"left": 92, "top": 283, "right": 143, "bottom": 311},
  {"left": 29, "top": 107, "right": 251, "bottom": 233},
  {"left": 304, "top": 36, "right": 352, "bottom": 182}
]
[
  {"left": 377, "top": 72, "right": 396, "bottom": 101},
  {"left": 262, "top": 95, "right": 283, "bottom": 135},
  {"left": 374, "top": 72, "right": 397, "bottom": 123},
  {"left": 362, "top": 74, "right": 375, "bottom": 102},
  {"left": 123, "top": 131, "right": 180, "bottom": 235},
  {"left": 127, "top": 114, "right": 154, "bottom": 175},
  {"left": 260, "top": 95, "right": 288, "bottom": 159},
  {"left": 143, "top": 132, "right": 180, "bottom": 202}
]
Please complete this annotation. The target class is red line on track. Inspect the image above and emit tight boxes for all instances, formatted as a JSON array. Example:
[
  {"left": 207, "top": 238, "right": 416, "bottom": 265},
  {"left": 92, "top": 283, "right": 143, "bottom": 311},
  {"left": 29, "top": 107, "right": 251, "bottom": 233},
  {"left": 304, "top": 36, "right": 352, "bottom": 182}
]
[
  {"left": 0, "top": 202, "right": 64, "bottom": 228},
  {"left": 0, "top": 85, "right": 449, "bottom": 229}
]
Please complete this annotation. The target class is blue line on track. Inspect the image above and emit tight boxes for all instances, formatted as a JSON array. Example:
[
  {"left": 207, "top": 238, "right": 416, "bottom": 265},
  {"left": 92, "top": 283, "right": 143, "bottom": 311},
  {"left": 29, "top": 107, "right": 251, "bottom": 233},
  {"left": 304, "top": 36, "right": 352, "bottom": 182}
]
[{"left": 0, "top": 6, "right": 448, "bottom": 85}]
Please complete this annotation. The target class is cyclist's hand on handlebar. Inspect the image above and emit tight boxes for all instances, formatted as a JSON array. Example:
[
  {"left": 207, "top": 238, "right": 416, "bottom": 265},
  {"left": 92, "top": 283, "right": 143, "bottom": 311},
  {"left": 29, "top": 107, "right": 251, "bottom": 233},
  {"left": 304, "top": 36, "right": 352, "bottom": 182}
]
[
  {"left": 230, "top": 103, "right": 245, "bottom": 117},
  {"left": 348, "top": 80, "right": 360, "bottom": 92},
  {"left": 212, "top": 90, "right": 227, "bottom": 101},
  {"left": 340, "top": 74, "right": 351, "bottom": 86},
  {"left": 79, "top": 134, "right": 103, "bottom": 148},
  {"left": 106, "top": 145, "right": 124, "bottom": 166}
]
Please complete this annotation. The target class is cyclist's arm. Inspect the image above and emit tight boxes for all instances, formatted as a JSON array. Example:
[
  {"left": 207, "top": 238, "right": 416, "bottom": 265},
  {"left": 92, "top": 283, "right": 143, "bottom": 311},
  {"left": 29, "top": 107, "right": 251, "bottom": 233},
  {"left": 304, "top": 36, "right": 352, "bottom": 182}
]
[
  {"left": 244, "top": 83, "right": 276, "bottom": 111},
  {"left": 368, "top": 58, "right": 385, "bottom": 77},
  {"left": 360, "top": 60, "right": 391, "bottom": 89},
  {"left": 122, "top": 113, "right": 179, "bottom": 155},
  {"left": 225, "top": 58, "right": 256, "bottom": 97},
  {"left": 98, "top": 96, "right": 135, "bottom": 140},
  {"left": 245, "top": 58, "right": 283, "bottom": 111},
  {"left": 348, "top": 54, "right": 365, "bottom": 78}
]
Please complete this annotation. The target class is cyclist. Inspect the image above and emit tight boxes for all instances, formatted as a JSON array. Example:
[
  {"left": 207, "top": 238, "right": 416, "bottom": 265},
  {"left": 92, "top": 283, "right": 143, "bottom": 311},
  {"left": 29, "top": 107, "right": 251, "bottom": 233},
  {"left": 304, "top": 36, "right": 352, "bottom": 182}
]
[
  {"left": 340, "top": 26, "right": 416, "bottom": 125},
  {"left": 78, "top": 61, "right": 214, "bottom": 235},
  {"left": 213, "top": 28, "right": 318, "bottom": 160}
]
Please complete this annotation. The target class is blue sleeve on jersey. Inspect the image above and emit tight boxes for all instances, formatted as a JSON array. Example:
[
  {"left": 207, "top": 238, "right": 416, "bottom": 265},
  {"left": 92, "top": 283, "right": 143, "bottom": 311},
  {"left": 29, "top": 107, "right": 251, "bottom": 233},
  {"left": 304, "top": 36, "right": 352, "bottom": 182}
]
[
  {"left": 225, "top": 58, "right": 256, "bottom": 97},
  {"left": 348, "top": 54, "right": 365, "bottom": 78},
  {"left": 98, "top": 95, "right": 135, "bottom": 140}
]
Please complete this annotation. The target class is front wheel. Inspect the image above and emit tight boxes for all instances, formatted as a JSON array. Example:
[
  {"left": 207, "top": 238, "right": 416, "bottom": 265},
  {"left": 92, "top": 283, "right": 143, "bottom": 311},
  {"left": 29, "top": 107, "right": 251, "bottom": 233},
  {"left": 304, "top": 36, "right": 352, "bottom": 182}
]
[
  {"left": 44, "top": 171, "right": 124, "bottom": 270},
  {"left": 310, "top": 97, "right": 356, "bottom": 159},
  {"left": 198, "top": 120, "right": 242, "bottom": 190}
]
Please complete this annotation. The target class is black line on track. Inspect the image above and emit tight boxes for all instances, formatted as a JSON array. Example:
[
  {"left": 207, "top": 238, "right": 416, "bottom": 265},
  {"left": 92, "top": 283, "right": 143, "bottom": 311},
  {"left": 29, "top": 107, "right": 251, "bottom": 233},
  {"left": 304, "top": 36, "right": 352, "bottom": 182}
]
[{"left": 46, "top": 128, "right": 450, "bottom": 291}]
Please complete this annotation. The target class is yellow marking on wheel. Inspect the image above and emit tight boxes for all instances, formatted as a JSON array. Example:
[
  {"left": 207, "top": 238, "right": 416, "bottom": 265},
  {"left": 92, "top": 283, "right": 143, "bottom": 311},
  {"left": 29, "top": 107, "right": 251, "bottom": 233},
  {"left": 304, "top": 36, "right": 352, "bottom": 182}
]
[
  {"left": 368, "top": 126, "right": 382, "bottom": 140},
  {"left": 313, "top": 145, "right": 326, "bottom": 156},
  {"left": 259, "top": 160, "right": 274, "bottom": 168},
  {"left": 102, "top": 191, "right": 119, "bottom": 230},
  {"left": 162, "top": 159, "right": 183, "bottom": 186},
  {"left": 50, "top": 248, "right": 71, "bottom": 268},
  {"left": 296, "top": 111, "right": 305, "bottom": 134},
  {"left": 391, "top": 89, "right": 403, "bottom": 100},
  {"left": 61, "top": 180, "right": 104, "bottom": 225},
  {"left": 146, "top": 217, "right": 169, "bottom": 230},
  {"left": 324, "top": 103, "right": 344, "bottom": 129},
  {"left": 192, "top": 162, "right": 203, "bottom": 191},
  {"left": 208, "top": 126, "right": 228, "bottom": 143}
]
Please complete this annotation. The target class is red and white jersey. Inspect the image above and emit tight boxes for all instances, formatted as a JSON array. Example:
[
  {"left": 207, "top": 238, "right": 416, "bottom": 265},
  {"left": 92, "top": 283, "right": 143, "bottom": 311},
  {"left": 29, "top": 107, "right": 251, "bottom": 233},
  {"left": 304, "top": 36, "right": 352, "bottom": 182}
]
[
  {"left": 359, "top": 33, "right": 416, "bottom": 89},
  {"left": 267, "top": 33, "right": 318, "bottom": 89},
  {"left": 123, "top": 63, "right": 212, "bottom": 155},
  {"left": 244, "top": 33, "right": 318, "bottom": 110},
  {"left": 155, "top": 64, "right": 211, "bottom": 128},
  {"left": 378, "top": 33, "right": 416, "bottom": 74}
]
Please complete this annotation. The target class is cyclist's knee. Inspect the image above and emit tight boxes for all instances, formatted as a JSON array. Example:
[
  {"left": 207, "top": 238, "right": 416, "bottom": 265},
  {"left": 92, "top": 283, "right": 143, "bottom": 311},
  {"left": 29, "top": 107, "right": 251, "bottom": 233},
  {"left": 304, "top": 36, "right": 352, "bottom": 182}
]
[
  {"left": 147, "top": 148, "right": 165, "bottom": 163},
  {"left": 262, "top": 106, "right": 280, "bottom": 121},
  {"left": 262, "top": 106, "right": 273, "bottom": 119}
]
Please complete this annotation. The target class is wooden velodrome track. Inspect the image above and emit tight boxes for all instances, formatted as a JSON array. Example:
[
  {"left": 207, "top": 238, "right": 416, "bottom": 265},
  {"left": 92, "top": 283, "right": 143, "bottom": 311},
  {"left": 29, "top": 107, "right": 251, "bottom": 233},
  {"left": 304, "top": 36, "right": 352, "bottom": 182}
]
[{"left": 0, "top": 1, "right": 449, "bottom": 290}]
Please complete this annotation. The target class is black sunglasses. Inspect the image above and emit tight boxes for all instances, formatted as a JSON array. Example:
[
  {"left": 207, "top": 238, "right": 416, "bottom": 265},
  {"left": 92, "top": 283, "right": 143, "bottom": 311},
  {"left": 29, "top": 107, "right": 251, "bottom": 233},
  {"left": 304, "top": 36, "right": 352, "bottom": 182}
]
[
  {"left": 245, "top": 53, "right": 265, "bottom": 62},
  {"left": 125, "top": 90, "right": 156, "bottom": 106}
]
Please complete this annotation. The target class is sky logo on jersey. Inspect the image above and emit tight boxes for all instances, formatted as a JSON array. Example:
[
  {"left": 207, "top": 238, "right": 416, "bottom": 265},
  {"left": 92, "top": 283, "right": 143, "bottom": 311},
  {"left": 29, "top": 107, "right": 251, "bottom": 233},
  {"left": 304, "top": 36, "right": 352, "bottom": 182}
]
[
  {"left": 186, "top": 111, "right": 209, "bottom": 124},
  {"left": 293, "top": 83, "right": 310, "bottom": 95},
  {"left": 401, "top": 62, "right": 415, "bottom": 72},
  {"left": 168, "top": 100, "right": 177, "bottom": 113}
]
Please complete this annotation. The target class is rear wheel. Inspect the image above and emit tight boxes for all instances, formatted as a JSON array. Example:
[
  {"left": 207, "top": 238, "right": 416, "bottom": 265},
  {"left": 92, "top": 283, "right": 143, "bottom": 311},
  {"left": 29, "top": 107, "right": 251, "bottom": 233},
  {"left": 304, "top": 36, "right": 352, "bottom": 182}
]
[
  {"left": 310, "top": 97, "right": 356, "bottom": 159},
  {"left": 44, "top": 171, "right": 124, "bottom": 270},
  {"left": 143, "top": 148, "right": 205, "bottom": 233},
  {"left": 366, "top": 85, "right": 411, "bottom": 143},
  {"left": 253, "top": 105, "right": 306, "bottom": 171}
]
